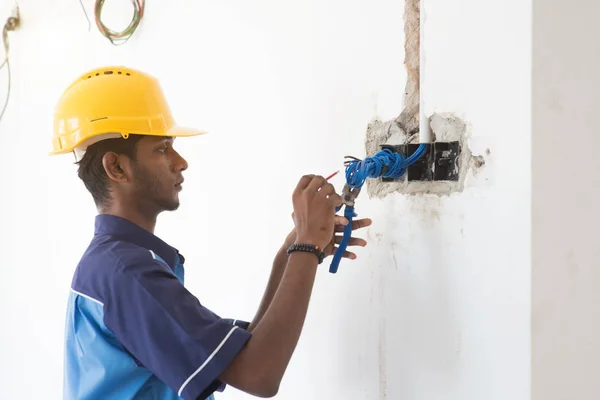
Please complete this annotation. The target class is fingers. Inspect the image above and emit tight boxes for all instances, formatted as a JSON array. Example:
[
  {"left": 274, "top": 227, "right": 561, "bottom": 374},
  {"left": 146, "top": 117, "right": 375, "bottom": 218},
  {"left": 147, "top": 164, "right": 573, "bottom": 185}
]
[
  {"left": 318, "top": 182, "right": 342, "bottom": 210},
  {"left": 323, "top": 243, "right": 357, "bottom": 259},
  {"left": 334, "top": 218, "right": 372, "bottom": 232},
  {"left": 306, "top": 175, "right": 327, "bottom": 192},
  {"left": 309, "top": 176, "right": 343, "bottom": 208},
  {"left": 294, "top": 174, "right": 315, "bottom": 193},
  {"left": 341, "top": 250, "right": 357, "bottom": 259},
  {"left": 318, "top": 181, "right": 343, "bottom": 206},
  {"left": 334, "top": 235, "right": 367, "bottom": 247},
  {"left": 329, "top": 193, "right": 343, "bottom": 208},
  {"left": 334, "top": 247, "right": 357, "bottom": 260},
  {"left": 319, "top": 182, "right": 336, "bottom": 197},
  {"left": 295, "top": 174, "right": 343, "bottom": 205},
  {"left": 334, "top": 215, "right": 349, "bottom": 226}
]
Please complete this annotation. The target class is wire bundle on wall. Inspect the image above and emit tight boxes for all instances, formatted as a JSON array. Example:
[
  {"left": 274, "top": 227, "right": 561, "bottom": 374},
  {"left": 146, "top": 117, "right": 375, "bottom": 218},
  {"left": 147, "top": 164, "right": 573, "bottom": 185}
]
[
  {"left": 0, "top": 6, "right": 20, "bottom": 125},
  {"left": 80, "top": 0, "right": 145, "bottom": 45},
  {"left": 344, "top": 144, "right": 427, "bottom": 189},
  {"left": 95, "top": 0, "right": 144, "bottom": 45}
]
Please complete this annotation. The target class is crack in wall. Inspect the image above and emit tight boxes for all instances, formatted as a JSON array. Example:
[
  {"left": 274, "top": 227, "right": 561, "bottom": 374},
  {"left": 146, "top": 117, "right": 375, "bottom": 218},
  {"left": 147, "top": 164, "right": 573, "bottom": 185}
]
[
  {"left": 365, "top": 0, "right": 486, "bottom": 198},
  {"left": 396, "top": 0, "right": 421, "bottom": 137}
]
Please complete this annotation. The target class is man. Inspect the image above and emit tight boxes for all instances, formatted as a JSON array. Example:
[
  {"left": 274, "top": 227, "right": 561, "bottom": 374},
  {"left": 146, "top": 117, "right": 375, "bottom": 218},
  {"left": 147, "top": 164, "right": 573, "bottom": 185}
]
[{"left": 50, "top": 66, "right": 371, "bottom": 400}]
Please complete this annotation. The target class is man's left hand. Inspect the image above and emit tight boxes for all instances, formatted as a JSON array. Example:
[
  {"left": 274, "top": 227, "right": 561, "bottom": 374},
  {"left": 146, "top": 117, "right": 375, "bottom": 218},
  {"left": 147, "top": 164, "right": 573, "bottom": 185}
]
[
  {"left": 283, "top": 215, "right": 372, "bottom": 260},
  {"left": 322, "top": 215, "right": 371, "bottom": 259}
]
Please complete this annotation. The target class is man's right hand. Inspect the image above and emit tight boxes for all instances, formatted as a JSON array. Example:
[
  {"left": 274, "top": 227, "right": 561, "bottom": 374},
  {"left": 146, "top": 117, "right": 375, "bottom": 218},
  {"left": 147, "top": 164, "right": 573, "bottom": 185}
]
[{"left": 291, "top": 174, "right": 343, "bottom": 250}]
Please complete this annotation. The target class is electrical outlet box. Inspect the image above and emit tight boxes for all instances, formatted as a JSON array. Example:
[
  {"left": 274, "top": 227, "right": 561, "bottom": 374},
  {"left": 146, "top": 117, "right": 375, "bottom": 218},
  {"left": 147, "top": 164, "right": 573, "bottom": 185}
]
[
  {"left": 380, "top": 141, "right": 461, "bottom": 182},
  {"left": 407, "top": 143, "right": 433, "bottom": 181},
  {"left": 432, "top": 141, "right": 461, "bottom": 181}
]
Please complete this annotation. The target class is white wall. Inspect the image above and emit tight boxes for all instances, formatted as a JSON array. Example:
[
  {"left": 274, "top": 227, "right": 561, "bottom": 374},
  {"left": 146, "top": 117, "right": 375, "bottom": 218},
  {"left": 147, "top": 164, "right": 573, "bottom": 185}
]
[
  {"left": 0, "top": 0, "right": 531, "bottom": 399},
  {"left": 532, "top": 1, "right": 600, "bottom": 399}
]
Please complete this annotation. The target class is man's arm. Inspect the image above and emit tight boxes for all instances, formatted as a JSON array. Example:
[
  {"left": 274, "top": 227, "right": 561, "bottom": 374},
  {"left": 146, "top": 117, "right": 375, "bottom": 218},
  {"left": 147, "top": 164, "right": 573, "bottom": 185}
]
[
  {"left": 219, "top": 251, "right": 319, "bottom": 397},
  {"left": 247, "top": 229, "right": 295, "bottom": 331},
  {"left": 248, "top": 214, "right": 370, "bottom": 332},
  {"left": 217, "top": 174, "right": 343, "bottom": 397}
]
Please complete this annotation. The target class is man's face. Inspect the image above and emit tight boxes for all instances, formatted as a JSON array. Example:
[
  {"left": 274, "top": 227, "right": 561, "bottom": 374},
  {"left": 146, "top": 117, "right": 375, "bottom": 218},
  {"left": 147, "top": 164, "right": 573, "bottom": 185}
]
[{"left": 129, "top": 136, "right": 188, "bottom": 212}]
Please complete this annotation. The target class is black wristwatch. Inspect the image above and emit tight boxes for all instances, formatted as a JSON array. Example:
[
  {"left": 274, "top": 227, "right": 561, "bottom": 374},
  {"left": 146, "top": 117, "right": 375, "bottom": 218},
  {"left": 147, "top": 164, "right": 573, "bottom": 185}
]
[{"left": 286, "top": 243, "right": 325, "bottom": 265}]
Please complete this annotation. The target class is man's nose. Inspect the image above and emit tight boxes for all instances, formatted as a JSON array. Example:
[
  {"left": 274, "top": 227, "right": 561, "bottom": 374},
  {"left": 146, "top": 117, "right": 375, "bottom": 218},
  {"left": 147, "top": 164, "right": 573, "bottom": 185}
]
[{"left": 173, "top": 150, "right": 188, "bottom": 171}]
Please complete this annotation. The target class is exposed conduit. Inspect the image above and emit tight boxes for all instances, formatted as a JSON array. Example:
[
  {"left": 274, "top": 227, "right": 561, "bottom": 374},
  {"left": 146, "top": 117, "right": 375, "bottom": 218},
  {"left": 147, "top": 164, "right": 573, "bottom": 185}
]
[{"left": 419, "top": 0, "right": 432, "bottom": 143}]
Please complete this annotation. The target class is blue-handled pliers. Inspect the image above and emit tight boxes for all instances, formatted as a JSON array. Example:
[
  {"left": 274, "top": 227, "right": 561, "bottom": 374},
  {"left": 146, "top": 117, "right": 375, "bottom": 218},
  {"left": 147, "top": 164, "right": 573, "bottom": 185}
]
[{"left": 329, "top": 183, "right": 361, "bottom": 274}]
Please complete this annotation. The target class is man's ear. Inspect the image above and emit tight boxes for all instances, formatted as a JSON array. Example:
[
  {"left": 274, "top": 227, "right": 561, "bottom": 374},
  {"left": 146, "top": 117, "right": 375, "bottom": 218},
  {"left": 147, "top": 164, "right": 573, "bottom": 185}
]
[{"left": 102, "top": 152, "right": 131, "bottom": 183}]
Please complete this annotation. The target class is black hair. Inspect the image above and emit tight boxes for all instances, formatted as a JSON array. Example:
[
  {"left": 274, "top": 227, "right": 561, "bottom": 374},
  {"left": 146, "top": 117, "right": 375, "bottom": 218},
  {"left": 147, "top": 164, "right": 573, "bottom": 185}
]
[{"left": 75, "top": 134, "right": 145, "bottom": 207}]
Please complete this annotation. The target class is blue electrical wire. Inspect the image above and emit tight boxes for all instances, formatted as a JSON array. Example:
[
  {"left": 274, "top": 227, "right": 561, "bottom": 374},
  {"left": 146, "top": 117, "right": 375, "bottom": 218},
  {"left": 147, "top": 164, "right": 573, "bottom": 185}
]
[
  {"left": 345, "top": 144, "right": 428, "bottom": 189},
  {"left": 329, "top": 143, "right": 428, "bottom": 274}
]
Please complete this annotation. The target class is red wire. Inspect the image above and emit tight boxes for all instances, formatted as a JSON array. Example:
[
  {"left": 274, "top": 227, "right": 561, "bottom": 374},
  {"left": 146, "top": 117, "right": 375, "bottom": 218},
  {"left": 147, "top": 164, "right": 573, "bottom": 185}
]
[{"left": 325, "top": 171, "right": 339, "bottom": 181}]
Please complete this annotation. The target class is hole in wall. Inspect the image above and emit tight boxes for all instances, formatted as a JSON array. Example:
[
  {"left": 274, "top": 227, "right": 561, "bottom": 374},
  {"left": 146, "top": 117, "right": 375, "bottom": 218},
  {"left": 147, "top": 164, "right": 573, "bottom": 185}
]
[{"left": 362, "top": 0, "right": 487, "bottom": 197}]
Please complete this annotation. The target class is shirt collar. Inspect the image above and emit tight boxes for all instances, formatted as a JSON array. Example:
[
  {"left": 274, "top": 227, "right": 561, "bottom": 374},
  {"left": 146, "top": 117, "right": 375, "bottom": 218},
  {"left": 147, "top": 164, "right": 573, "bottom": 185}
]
[{"left": 94, "top": 214, "right": 183, "bottom": 269}]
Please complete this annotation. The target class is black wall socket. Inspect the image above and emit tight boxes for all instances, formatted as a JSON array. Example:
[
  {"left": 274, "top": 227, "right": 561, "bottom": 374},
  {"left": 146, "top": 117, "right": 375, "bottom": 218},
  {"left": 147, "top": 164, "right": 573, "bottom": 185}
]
[{"left": 432, "top": 141, "right": 461, "bottom": 181}]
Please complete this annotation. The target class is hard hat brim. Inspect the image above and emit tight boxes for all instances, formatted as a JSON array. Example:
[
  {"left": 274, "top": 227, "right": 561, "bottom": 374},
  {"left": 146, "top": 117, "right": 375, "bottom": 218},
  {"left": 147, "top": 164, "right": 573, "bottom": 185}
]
[
  {"left": 164, "top": 125, "right": 207, "bottom": 138},
  {"left": 48, "top": 126, "right": 207, "bottom": 157}
]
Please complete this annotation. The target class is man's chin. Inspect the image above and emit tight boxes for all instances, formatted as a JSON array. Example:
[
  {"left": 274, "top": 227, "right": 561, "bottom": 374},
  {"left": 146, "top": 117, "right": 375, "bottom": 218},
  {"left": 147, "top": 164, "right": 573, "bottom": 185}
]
[
  {"left": 158, "top": 199, "right": 180, "bottom": 213},
  {"left": 166, "top": 202, "right": 180, "bottom": 212}
]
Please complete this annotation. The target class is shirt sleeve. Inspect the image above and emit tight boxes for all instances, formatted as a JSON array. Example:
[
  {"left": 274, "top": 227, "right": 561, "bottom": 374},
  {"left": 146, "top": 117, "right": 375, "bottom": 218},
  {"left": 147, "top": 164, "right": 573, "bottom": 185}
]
[{"left": 103, "top": 251, "right": 252, "bottom": 400}]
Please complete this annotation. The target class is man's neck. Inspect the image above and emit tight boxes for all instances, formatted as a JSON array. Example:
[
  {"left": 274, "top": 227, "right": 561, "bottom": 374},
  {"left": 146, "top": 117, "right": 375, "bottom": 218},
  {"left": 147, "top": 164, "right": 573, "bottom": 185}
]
[{"left": 99, "top": 206, "right": 158, "bottom": 233}]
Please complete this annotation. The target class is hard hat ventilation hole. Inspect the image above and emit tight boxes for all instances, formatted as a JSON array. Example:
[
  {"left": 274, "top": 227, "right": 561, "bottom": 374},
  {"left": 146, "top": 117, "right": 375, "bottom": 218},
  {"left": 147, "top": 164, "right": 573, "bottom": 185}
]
[
  {"left": 84, "top": 69, "right": 132, "bottom": 80},
  {"left": 90, "top": 117, "right": 108, "bottom": 123}
]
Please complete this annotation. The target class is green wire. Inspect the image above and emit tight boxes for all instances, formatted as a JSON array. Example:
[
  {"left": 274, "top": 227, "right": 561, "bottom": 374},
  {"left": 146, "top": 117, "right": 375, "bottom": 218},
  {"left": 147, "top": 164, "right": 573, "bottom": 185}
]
[{"left": 93, "top": 0, "right": 145, "bottom": 45}]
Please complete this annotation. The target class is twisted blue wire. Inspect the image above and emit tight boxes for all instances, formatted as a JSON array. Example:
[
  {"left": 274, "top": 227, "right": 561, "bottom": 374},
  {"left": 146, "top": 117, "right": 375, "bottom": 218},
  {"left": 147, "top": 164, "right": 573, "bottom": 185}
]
[
  {"left": 345, "top": 144, "right": 427, "bottom": 190},
  {"left": 329, "top": 143, "right": 428, "bottom": 274}
]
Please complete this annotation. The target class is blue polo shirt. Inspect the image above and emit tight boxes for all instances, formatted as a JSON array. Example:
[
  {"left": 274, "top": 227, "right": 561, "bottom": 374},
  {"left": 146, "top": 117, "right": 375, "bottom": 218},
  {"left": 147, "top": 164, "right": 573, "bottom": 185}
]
[{"left": 63, "top": 214, "right": 252, "bottom": 400}]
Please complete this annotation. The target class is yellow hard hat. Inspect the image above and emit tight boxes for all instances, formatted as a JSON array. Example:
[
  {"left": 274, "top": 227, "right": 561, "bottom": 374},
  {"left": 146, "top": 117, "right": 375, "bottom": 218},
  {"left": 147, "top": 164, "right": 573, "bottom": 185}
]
[{"left": 50, "top": 65, "right": 205, "bottom": 157}]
